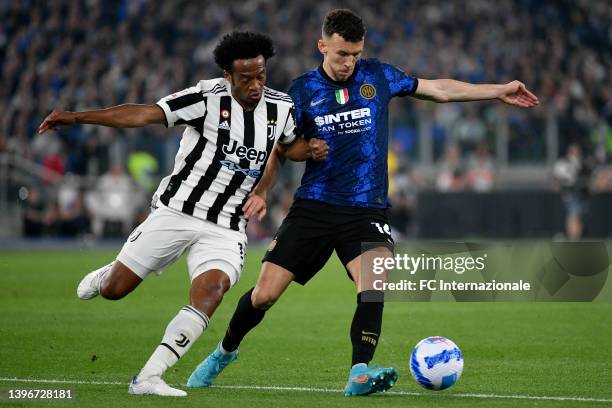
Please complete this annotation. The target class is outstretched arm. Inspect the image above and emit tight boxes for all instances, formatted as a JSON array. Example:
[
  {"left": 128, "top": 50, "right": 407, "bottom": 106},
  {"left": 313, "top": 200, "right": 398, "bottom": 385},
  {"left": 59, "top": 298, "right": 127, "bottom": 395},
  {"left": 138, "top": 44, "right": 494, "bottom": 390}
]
[
  {"left": 414, "top": 79, "right": 539, "bottom": 107},
  {"left": 38, "top": 104, "right": 165, "bottom": 134},
  {"left": 242, "top": 138, "right": 328, "bottom": 221}
]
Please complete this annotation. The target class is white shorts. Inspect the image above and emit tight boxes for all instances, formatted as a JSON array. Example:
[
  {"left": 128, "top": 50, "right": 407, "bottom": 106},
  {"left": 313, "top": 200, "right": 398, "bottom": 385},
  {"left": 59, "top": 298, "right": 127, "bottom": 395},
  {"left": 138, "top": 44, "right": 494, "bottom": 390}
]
[{"left": 117, "top": 205, "right": 246, "bottom": 287}]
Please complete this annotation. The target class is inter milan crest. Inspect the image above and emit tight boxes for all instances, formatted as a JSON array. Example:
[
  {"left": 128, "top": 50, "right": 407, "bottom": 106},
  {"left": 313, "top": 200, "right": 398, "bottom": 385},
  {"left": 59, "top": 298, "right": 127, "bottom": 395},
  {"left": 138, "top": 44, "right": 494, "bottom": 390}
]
[
  {"left": 267, "top": 119, "right": 277, "bottom": 140},
  {"left": 335, "top": 88, "right": 349, "bottom": 105},
  {"left": 360, "top": 83, "right": 376, "bottom": 99}
]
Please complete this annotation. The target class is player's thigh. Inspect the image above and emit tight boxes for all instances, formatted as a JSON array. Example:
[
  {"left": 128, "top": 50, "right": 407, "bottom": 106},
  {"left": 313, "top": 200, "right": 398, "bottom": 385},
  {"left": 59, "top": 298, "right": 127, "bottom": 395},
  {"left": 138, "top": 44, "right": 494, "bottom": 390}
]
[
  {"left": 263, "top": 200, "right": 336, "bottom": 285},
  {"left": 335, "top": 208, "right": 394, "bottom": 291},
  {"left": 117, "top": 206, "right": 199, "bottom": 279},
  {"left": 186, "top": 222, "right": 247, "bottom": 288}
]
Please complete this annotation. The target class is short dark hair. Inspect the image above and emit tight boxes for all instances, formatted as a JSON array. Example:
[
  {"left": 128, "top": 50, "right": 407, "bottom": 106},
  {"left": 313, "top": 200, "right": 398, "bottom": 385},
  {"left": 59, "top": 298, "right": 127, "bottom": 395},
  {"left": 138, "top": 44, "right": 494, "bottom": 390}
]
[
  {"left": 322, "top": 9, "right": 366, "bottom": 42},
  {"left": 213, "top": 31, "right": 275, "bottom": 72}
]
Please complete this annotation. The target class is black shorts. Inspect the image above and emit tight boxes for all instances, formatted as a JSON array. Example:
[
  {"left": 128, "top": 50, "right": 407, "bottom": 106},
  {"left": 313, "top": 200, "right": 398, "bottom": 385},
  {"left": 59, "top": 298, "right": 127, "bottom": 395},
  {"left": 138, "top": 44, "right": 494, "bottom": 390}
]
[{"left": 263, "top": 199, "right": 394, "bottom": 285}]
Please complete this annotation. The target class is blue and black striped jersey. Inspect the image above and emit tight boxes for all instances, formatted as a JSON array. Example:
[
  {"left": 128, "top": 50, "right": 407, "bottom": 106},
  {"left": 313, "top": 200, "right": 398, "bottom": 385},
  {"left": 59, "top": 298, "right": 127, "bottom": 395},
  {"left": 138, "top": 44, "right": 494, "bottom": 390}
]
[{"left": 289, "top": 58, "right": 418, "bottom": 208}]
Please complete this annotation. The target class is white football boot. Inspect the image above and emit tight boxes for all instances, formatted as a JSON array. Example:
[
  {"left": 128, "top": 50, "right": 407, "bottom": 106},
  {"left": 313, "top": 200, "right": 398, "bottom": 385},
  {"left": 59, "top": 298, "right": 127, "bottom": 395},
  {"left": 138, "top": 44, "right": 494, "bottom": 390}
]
[
  {"left": 128, "top": 375, "right": 187, "bottom": 397},
  {"left": 76, "top": 262, "right": 113, "bottom": 300}
]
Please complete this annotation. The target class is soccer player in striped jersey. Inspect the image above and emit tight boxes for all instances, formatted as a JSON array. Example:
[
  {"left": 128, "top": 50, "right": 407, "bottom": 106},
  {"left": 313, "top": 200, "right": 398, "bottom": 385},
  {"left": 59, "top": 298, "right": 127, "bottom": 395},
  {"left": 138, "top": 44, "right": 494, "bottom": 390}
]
[
  {"left": 188, "top": 10, "right": 538, "bottom": 396},
  {"left": 37, "top": 31, "right": 328, "bottom": 397}
]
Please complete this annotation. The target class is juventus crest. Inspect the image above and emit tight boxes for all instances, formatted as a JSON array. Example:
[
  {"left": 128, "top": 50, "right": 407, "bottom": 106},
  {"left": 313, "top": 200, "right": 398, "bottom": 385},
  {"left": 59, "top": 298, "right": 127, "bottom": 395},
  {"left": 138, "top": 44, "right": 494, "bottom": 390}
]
[{"left": 267, "top": 119, "right": 276, "bottom": 140}]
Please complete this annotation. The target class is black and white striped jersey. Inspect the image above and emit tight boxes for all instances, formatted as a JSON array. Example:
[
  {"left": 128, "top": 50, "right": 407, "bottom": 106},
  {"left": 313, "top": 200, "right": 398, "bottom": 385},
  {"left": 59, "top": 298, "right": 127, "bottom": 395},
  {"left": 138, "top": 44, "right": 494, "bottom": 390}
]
[{"left": 153, "top": 78, "right": 296, "bottom": 232}]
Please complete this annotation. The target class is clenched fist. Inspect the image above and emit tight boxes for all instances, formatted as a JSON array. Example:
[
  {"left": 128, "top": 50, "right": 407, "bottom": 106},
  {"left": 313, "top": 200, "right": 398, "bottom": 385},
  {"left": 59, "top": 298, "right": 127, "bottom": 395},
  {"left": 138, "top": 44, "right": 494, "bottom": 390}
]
[{"left": 309, "top": 138, "right": 329, "bottom": 161}]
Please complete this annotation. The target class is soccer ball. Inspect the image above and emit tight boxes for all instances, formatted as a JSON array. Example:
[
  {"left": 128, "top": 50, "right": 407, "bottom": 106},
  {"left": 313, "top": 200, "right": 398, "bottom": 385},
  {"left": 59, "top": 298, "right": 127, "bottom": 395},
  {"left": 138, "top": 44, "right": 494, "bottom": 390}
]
[{"left": 409, "top": 336, "right": 463, "bottom": 390}]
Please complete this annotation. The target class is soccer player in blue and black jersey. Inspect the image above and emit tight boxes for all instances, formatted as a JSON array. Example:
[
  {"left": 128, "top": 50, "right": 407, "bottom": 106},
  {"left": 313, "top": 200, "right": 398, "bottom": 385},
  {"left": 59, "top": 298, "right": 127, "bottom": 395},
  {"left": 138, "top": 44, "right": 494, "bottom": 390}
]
[{"left": 188, "top": 9, "right": 539, "bottom": 396}]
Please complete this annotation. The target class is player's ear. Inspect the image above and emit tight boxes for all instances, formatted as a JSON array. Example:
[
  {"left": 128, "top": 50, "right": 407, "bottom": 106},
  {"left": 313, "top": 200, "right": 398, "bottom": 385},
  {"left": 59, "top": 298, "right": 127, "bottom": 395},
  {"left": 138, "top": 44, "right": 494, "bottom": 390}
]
[
  {"left": 317, "top": 39, "right": 327, "bottom": 55},
  {"left": 223, "top": 70, "right": 233, "bottom": 84}
]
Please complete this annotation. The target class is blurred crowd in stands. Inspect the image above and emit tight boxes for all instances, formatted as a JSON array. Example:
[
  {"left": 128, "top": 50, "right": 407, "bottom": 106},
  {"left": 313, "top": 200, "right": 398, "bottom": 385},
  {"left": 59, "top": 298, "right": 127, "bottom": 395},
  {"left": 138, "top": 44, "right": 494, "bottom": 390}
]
[{"left": 1, "top": 0, "right": 610, "bottom": 239}]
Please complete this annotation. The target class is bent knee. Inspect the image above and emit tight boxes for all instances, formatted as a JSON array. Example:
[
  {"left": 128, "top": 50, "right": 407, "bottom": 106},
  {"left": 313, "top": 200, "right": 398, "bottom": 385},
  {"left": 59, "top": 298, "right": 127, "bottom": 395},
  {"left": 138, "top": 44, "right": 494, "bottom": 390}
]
[
  {"left": 191, "top": 273, "right": 230, "bottom": 299},
  {"left": 251, "top": 289, "right": 279, "bottom": 310},
  {"left": 190, "top": 273, "right": 231, "bottom": 314},
  {"left": 202, "top": 281, "right": 228, "bottom": 296}
]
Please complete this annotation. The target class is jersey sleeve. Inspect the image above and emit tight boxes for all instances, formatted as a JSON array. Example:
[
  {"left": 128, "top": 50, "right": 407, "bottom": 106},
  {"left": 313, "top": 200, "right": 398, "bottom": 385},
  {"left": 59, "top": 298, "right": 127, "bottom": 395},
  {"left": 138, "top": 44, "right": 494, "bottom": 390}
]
[
  {"left": 156, "top": 85, "right": 206, "bottom": 128},
  {"left": 381, "top": 63, "right": 419, "bottom": 98},
  {"left": 287, "top": 81, "right": 306, "bottom": 138},
  {"left": 278, "top": 105, "right": 297, "bottom": 145}
]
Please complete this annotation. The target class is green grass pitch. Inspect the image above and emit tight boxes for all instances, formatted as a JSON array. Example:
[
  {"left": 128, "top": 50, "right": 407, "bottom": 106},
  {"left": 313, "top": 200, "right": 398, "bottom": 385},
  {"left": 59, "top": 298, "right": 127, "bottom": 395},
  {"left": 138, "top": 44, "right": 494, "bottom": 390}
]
[{"left": 0, "top": 247, "right": 611, "bottom": 407}]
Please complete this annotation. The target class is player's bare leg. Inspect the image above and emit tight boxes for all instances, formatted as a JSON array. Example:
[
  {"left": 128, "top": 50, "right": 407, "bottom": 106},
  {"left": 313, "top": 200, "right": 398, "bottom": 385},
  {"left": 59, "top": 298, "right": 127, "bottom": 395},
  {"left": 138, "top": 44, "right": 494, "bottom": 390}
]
[
  {"left": 77, "top": 260, "right": 142, "bottom": 300},
  {"left": 100, "top": 261, "right": 143, "bottom": 299},
  {"left": 250, "top": 261, "right": 295, "bottom": 309},
  {"left": 344, "top": 248, "right": 397, "bottom": 396},
  {"left": 189, "top": 269, "right": 231, "bottom": 316},
  {"left": 131, "top": 269, "right": 231, "bottom": 397},
  {"left": 187, "top": 261, "right": 294, "bottom": 388}
]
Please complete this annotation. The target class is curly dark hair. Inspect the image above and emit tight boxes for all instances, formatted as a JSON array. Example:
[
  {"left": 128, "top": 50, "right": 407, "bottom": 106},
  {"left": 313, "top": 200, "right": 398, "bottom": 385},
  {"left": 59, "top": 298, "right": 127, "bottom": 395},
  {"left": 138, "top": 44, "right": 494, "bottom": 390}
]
[
  {"left": 322, "top": 9, "right": 366, "bottom": 42},
  {"left": 213, "top": 31, "right": 275, "bottom": 72}
]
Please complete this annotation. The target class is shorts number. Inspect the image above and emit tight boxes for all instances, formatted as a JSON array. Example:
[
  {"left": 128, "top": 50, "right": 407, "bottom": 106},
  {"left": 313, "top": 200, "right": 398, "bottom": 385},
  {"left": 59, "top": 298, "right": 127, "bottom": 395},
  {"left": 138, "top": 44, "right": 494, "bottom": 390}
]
[{"left": 238, "top": 243, "right": 245, "bottom": 269}]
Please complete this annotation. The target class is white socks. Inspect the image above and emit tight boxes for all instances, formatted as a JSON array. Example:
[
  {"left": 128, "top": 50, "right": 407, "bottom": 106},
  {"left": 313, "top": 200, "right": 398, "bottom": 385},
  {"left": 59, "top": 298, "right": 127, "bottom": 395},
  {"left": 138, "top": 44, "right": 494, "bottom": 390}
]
[{"left": 138, "top": 306, "right": 209, "bottom": 380}]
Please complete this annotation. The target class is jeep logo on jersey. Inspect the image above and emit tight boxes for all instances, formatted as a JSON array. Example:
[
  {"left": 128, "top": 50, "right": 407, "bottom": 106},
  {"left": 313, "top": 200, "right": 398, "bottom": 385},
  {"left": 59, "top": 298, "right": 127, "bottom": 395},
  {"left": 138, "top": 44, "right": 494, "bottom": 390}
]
[
  {"left": 314, "top": 108, "right": 371, "bottom": 127},
  {"left": 222, "top": 139, "right": 267, "bottom": 165}
]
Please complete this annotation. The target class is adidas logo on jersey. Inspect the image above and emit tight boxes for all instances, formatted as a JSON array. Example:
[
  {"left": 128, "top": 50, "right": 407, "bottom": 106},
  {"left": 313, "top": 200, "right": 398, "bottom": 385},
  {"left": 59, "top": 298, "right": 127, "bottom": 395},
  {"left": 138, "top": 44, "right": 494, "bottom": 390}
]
[{"left": 218, "top": 120, "right": 230, "bottom": 130}]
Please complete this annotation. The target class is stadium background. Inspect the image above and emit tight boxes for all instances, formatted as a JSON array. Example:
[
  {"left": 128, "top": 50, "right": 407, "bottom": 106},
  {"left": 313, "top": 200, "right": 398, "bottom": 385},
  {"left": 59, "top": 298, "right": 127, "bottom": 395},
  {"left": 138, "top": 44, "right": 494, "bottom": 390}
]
[
  {"left": 0, "top": 0, "right": 610, "bottom": 241},
  {"left": 1, "top": 2, "right": 611, "bottom": 407}
]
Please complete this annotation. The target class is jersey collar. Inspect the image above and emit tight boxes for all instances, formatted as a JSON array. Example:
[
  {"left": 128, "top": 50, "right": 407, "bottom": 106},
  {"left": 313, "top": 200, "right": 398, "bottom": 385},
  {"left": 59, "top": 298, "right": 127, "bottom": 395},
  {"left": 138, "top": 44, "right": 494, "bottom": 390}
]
[{"left": 317, "top": 60, "right": 360, "bottom": 86}]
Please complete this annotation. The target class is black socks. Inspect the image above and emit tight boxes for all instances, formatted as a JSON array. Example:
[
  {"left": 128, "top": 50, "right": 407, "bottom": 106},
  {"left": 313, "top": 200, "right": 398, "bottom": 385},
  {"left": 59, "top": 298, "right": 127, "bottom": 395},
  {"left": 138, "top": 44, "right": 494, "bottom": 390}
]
[
  {"left": 221, "top": 288, "right": 266, "bottom": 352},
  {"left": 350, "top": 290, "right": 384, "bottom": 366}
]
